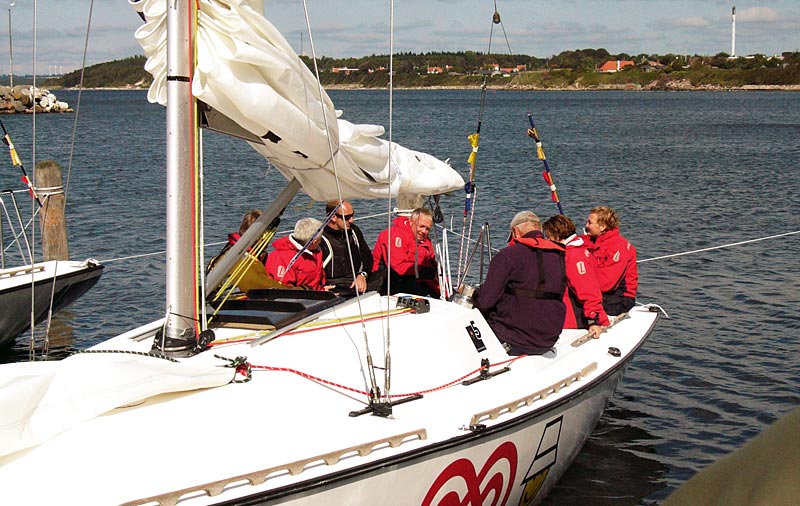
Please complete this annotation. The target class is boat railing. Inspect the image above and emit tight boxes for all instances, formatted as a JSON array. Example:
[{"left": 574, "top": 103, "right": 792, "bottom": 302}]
[{"left": 0, "top": 189, "right": 36, "bottom": 269}]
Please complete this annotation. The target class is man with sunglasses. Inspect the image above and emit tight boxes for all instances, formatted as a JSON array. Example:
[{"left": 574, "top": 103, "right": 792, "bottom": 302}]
[{"left": 320, "top": 200, "right": 374, "bottom": 295}]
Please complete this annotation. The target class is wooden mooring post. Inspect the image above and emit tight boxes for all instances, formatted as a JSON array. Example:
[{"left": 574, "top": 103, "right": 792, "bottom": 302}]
[{"left": 35, "top": 160, "right": 69, "bottom": 261}]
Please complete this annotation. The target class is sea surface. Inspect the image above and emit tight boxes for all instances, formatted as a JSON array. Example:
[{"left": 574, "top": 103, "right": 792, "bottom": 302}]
[{"left": 1, "top": 88, "right": 799, "bottom": 504}]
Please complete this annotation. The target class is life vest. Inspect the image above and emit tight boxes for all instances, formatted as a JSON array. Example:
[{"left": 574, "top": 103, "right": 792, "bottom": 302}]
[{"left": 510, "top": 236, "right": 567, "bottom": 300}]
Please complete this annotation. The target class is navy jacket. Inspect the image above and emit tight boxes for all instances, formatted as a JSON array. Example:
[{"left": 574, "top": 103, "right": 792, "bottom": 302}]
[{"left": 475, "top": 231, "right": 566, "bottom": 354}]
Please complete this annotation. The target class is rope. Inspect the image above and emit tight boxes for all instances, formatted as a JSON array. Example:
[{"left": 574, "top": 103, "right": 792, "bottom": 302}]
[
  {"left": 249, "top": 354, "right": 527, "bottom": 400},
  {"left": 638, "top": 230, "right": 800, "bottom": 264}
]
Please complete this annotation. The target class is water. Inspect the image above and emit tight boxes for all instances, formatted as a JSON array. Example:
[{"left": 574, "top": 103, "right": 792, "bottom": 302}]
[{"left": 1, "top": 89, "right": 799, "bottom": 504}]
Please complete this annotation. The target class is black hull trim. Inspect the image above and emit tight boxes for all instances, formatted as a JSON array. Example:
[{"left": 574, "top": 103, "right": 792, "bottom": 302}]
[{"left": 0, "top": 263, "right": 104, "bottom": 348}]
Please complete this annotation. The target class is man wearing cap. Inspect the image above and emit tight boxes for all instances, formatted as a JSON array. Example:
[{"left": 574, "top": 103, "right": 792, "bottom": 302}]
[{"left": 474, "top": 211, "right": 567, "bottom": 355}]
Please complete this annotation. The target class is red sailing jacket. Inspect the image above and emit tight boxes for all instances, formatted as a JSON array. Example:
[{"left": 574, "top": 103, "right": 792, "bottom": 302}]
[
  {"left": 582, "top": 228, "right": 638, "bottom": 298},
  {"left": 265, "top": 235, "right": 326, "bottom": 290},
  {"left": 562, "top": 235, "right": 610, "bottom": 328},
  {"left": 372, "top": 216, "right": 438, "bottom": 295}
]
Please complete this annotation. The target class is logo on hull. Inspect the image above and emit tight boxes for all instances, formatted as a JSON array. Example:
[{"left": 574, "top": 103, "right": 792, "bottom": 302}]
[{"left": 422, "top": 441, "right": 518, "bottom": 506}]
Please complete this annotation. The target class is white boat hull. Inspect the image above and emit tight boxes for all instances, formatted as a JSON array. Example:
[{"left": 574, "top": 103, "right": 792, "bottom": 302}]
[{"left": 0, "top": 294, "right": 657, "bottom": 506}]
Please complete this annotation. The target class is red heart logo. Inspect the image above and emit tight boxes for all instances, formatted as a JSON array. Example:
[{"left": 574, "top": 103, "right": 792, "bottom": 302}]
[{"left": 421, "top": 441, "right": 518, "bottom": 506}]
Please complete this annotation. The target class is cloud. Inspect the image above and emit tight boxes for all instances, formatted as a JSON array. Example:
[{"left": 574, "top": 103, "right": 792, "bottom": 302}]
[
  {"left": 737, "top": 7, "right": 780, "bottom": 23},
  {"left": 666, "top": 16, "right": 709, "bottom": 28}
]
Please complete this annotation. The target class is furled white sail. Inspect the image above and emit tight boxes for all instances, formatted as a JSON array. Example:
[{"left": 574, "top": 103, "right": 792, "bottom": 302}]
[
  {"left": 129, "top": 0, "right": 465, "bottom": 200},
  {"left": 0, "top": 349, "right": 236, "bottom": 458}
]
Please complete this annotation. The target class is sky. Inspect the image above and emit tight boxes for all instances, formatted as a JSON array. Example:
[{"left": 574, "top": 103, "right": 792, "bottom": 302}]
[{"left": 3, "top": 0, "right": 799, "bottom": 76}]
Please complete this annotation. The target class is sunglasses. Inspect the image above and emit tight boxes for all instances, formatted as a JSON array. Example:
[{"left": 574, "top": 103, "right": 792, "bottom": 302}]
[{"left": 337, "top": 213, "right": 354, "bottom": 220}]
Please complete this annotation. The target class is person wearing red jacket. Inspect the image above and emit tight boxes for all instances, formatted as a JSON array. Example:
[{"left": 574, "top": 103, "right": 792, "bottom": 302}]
[
  {"left": 206, "top": 209, "right": 263, "bottom": 273},
  {"left": 583, "top": 206, "right": 638, "bottom": 315},
  {"left": 266, "top": 218, "right": 328, "bottom": 291},
  {"left": 372, "top": 208, "right": 439, "bottom": 297},
  {"left": 543, "top": 215, "right": 610, "bottom": 339}
]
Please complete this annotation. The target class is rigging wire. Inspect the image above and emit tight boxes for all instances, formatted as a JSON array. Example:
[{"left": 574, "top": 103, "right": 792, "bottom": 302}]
[
  {"left": 300, "top": 0, "right": 380, "bottom": 407},
  {"left": 96, "top": 229, "right": 800, "bottom": 268},
  {"left": 382, "top": 0, "right": 396, "bottom": 409},
  {"left": 456, "top": 4, "right": 499, "bottom": 285},
  {"left": 491, "top": 1, "right": 567, "bottom": 217},
  {"left": 29, "top": 0, "right": 41, "bottom": 360}
]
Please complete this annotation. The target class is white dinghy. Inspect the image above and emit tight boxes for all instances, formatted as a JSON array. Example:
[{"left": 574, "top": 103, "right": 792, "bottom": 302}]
[{"left": 0, "top": 1, "right": 659, "bottom": 505}]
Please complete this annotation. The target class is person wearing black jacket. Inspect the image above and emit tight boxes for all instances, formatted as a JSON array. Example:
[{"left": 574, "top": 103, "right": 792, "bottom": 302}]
[{"left": 320, "top": 200, "right": 374, "bottom": 294}]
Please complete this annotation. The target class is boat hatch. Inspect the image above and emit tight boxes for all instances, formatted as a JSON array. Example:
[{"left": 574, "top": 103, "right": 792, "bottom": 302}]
[{"left": 209, "top": 289, "right": 343, "bottom": 330}]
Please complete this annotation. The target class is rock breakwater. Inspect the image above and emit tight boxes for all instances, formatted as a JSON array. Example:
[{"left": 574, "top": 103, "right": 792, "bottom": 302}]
[{"left": 0, "top": 85, "right": 72, "bottom": 114}]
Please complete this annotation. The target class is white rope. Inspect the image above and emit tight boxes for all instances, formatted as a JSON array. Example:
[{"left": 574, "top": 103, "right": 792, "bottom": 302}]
[
  {"left": 638, "top": 230, "right": 800, "bottom": 264},
  {"left": 99, "top": 230, "right": 800, "bottom": 267}
]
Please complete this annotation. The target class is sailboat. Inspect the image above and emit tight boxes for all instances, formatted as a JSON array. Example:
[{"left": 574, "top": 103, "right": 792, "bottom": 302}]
[
  {"left": 0, "top": 254, "right": 103, "bottom": 349},
  {"left": 0, "top": 128, "right": 103, "bottom": 350},
  {"left": 0, "top": 1, "right": 659, "bottom": 504}
]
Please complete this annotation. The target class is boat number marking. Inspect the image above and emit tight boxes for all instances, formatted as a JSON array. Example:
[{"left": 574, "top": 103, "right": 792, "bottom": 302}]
[
  {"left": 466, "top": 321, "right": 486, "bottom": 352},
  {"left": 421, "top": 441, "right": 518, "bottom": 506}
]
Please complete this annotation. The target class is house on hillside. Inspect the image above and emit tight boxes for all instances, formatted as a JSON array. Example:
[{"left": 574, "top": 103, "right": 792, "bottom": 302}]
[
  {"left": 331, "top": 67, "right": 360, "bottom": 75},
  {"left": 427, "top": 66, "right": 443, "bottom": 74},
  {"left": 598, "top": 60, "right": 634, "bottom": 73}
]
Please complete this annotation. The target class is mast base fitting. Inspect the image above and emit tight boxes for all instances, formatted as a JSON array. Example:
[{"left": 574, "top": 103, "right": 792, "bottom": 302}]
[
  {"left": 396, "top": 296, "right": 430, "bottom": 313},
  {"left": 152, "top": 327, "right": 198, "bottom": 357}
]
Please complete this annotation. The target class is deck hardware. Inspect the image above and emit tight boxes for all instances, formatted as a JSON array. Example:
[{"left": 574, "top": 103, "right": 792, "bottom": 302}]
[
  {"left": 462, "top": 358, "right": 510, "bottom": 385},
  {"left": 469, "top": 363, "right": 597, "bottom": 425},
  {"left": 349, "top": 393, "right": 424, "bottom": 418},
  {"left": 395, "top": 295, "right": 430, "bottom": 313},
  {"left": 608, "top": 347, "right": 621, "bottom": 357},
  {"left": 463, "top": 424, "right": 486, "bottom": 432},
  {"left": 195, "top": 329, "right": 215, "bottom": 352},
  {"left": 465, "top": 320, "right": 486, "bottom": 352}
]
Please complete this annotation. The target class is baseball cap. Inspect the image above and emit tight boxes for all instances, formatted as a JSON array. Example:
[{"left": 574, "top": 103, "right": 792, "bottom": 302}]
[{"left": 509, "top": 211, "right": 540, "bottom": 232}]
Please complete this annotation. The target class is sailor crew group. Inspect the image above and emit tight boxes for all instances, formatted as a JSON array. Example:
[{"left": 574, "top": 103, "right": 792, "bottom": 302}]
[{"left": 216, "top": 202, "right": 637, "bottom": 356}]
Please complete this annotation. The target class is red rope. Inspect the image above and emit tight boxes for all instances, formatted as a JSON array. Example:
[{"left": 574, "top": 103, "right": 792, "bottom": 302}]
[{"left": 249, "top": 355, "right": 527, "bottom": 400}]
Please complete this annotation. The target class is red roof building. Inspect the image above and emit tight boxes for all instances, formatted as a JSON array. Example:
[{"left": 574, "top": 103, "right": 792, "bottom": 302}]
[{"left": 598, "top": 60, "right": 635, "bottom": 73}]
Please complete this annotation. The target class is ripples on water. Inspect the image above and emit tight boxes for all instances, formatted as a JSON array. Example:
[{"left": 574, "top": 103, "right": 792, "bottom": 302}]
[{"left": 1, "top": 89, "right": 798, "bottom": 504}]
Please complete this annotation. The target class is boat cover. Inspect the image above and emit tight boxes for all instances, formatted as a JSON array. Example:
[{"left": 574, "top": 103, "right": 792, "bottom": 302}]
[
  {"left": 0, "top": 351, "right": 235, "bottom": 457},
  {"left": 129, "top": 0, "right": 465, "bottom": 200}
]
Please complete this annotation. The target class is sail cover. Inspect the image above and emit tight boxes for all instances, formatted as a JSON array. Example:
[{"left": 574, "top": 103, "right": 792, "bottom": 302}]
[{"left": 129, "top": 0, "right": 465, "bottom": 201}]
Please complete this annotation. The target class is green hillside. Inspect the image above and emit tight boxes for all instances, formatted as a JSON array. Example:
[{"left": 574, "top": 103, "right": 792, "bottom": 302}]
[
  {"left": 45, "top": 55, "right": 152, "bottom": 89},
  {"left": 44, "top": 50, "right": 800, "bottom": 90}
]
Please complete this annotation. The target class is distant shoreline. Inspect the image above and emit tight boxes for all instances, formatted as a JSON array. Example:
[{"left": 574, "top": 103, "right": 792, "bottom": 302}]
[{"left": 64, "top": 83, "right": 800, "bottom": 92}]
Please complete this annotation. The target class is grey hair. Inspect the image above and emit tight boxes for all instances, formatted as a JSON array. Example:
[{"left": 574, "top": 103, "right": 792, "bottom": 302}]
[{"left": 293, "top": 218, "right": 323, "bottom": 244}]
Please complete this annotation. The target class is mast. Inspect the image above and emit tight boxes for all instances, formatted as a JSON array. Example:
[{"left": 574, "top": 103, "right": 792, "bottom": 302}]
[{"left": 155, "top": 0, "right": 201, "bottom": 354}]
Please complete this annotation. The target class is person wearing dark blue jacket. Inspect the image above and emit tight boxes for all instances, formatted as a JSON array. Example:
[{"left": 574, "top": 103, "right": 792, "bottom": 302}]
[
  {"left": 320, "top": 200, "right": 374, "bottom": 294},
  {"left": 474, "top": 211, "right": 566, "bottom": 355}
]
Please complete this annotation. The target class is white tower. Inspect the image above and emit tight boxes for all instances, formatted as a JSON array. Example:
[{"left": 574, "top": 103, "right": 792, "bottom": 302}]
[{"left": 731, "top": 6, "right": 736, "bottom": 57}]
